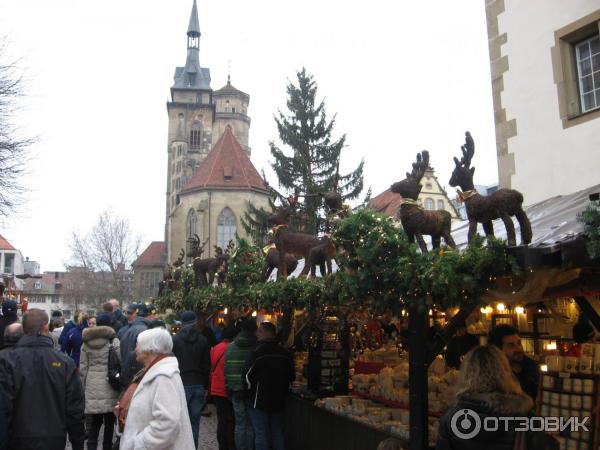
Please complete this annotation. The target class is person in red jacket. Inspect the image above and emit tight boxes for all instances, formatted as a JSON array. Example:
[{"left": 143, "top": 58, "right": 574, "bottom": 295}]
[{"left": 211, "top": 325, "right": 238, "bottom": 450}]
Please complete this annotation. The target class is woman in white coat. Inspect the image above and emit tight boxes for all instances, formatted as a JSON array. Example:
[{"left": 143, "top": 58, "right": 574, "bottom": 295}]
[{"left": 118, "top": 328, "right": 195, "bottom": 450}]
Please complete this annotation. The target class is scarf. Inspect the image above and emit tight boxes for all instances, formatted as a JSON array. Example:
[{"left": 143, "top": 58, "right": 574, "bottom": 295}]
[{"left": 115, "top": 354, "right": 169, "bottom": 432}]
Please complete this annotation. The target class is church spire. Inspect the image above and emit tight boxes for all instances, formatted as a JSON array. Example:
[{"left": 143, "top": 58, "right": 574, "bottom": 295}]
[{"left": 187, "top": 0, "right": 200, "bottom": 49}]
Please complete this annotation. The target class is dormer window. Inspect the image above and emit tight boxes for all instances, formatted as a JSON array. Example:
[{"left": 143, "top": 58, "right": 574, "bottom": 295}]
[
  {"left": 223, "top": 166, "right": 233, "bottom": 180},
  {"left": 34, "top": 281, "right": 42, "bottom": 290}
]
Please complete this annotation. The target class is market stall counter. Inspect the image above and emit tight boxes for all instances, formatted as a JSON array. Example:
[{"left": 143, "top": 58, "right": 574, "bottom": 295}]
[{"left": 284, "top": 394, "right": 410, "bottom": 450}]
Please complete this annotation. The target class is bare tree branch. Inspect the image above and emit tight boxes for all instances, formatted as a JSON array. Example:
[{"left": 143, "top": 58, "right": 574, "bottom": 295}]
[{"left": 0, "top": 37, "right": 34, "bottom": 216}]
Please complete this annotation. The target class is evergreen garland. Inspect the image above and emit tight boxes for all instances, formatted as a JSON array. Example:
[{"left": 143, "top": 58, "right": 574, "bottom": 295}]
[
  {"left": 578, "top": 197, "right": 600, "bottom": 259},
  {"left": 158, "top": 210, "right": 520, "bottom": 313}
]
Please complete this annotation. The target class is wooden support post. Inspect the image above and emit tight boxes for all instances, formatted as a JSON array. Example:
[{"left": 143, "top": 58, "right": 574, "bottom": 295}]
[
  {"left": 408, "top": 301, "right": 429, "bottom": 450},
  {"left": 574, "top": 296, "right": 600, "bottom": 333},
  {"left": 427, "top": 303, "right": 476, "bottom": 365}
]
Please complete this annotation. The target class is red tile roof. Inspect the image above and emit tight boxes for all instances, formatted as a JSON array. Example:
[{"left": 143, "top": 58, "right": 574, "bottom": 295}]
[
  {"left": 181, "top": 125, "right": 269, "bottom": 193},
  {"left": 134, "top": 242, "right": 165, "bottom": 267},
  {"left": 368, "top": 189, "right": 403, "bottom": 217},
  {"left": 0, "top": 234, "right": 15, "bottom": 250}
]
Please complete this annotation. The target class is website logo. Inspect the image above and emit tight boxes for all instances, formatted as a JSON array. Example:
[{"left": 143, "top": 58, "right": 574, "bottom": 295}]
[{"left": 450, "top": 409, "right": 481, "bottom": 439}]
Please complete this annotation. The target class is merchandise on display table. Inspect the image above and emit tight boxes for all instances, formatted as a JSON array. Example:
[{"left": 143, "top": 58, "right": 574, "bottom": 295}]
[
  {"left": 314, "top": 395, "right": 440, "bottom": 446},
  {"left": 352, "top": 354, "right": 458, "bottom": 415},
  {"left": 307, "top": 312, "right": 350, "bottom": 396}
]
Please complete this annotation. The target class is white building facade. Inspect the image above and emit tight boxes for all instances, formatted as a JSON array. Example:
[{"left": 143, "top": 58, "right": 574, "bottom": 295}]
[{"left": 486, "top": 1, "right": 600, "bottom": 204}]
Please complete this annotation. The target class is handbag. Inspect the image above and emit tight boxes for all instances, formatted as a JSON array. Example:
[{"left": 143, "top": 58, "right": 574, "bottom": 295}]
[{"left": 107, "top": 338, "right": 122, "bottom": 391}]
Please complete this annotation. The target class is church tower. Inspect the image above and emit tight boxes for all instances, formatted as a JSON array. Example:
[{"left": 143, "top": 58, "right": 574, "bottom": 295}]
[{"left": 164, "top": 1, "right": 269, "bottom": 263}]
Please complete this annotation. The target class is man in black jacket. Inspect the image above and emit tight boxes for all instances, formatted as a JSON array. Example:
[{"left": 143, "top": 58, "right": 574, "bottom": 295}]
[
  {"left": 0, "top": 308, "right": 85, "bottom": 450},
  {"left": 118, "top": 303, "right": 150, "bottom": 388},
  {"left": 243, "top": 321, "right": 294, "bottom": 450},
  {"left": 0, "top": 301, "right": 18, "bottom": 348},
  {"left": 172, "top": 310, "right": 211, "bottom": 449}
]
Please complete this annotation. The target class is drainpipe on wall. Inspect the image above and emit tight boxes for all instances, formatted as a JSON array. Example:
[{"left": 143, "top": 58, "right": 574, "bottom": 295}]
[{"left": 208, "top": 191, "right": 212, "bottom": 258}]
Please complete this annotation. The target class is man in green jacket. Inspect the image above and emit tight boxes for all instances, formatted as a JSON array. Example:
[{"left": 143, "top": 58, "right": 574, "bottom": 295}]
[{"left": 224, "top": 318, "right": 257, "bottom": 450}]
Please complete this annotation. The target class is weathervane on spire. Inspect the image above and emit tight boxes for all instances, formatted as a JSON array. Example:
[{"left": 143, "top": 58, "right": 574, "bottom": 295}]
[{"left": 227, "top": 59, "right": 231, "bottom": 85}]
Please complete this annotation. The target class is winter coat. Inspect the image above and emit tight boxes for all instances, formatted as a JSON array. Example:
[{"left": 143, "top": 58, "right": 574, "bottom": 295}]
[
  {"left": 119, "top": 317, "right": 149, "bottom": 388},
  {"left": 64, "top": 323, "right": 87, "bottom": 367},
  {"left": 243, "top": 339, "right": 294, "bottom": 413},
  {"left": 0, "top": 334, "right": 85, "bottom": 450},
  {"left": 0, "top": 314, "right": 17, "bottom": 348},
  {"left": 436, "top": 392, "right": 558, "bottom": 450},
  {"left": 79, "top": 326, "right": 121, "bottom": 414},
  {"left": 210, "top": 340, "right": 230, "bottom": 397},
  {"left": 172, "top": 324, "right": 210, "bottom": 386},
  {"left": 224, "top": 331, "right": 257, "bottom": 394},
  {"left": 119, "top": 356, "right": 195, "bottom": 450},
  {"left": 58, "top": 320, "right": 76, "bottom": 350}
]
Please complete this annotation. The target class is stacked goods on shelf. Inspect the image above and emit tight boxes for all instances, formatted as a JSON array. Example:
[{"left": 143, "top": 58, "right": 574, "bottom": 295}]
[
  {"left": 537, "top": 372, "right": 598, "bottom": 450},
  {"left": 307, "top": 312, "right": 350, "bottom": 396},
  {"left": 352, "top": 355, "right": 459, "bottom": 415}
]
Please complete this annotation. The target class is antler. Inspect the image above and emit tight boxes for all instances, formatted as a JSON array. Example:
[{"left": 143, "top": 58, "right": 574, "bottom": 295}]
[
  {"left": 459, "top": 131, "right": 475, "bottom": 167},
  {"left": 214, "top": 246, "right": 223, "bottom": 256},
  {"left": 225, "top": 240, "right": 236, "bottom": 255},
  {"left": 410, "top": 150, "right": 430, "bottom": 182},
  {"left": 173, "top": 248, "right": 185, "bottom": 267}
]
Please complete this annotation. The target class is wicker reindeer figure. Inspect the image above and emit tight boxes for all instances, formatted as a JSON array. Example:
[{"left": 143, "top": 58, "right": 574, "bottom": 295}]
[
  {"left": 192, "top": 245, "right": 230, "bottom": 287},
  {"left": 391, "top": 151, "right": 456, "bottom": 252},
  {"left": 261, "top": 248, "right": 299, "bottom": 281},
  {"left": 449, "top": 131, "right": 532, "bottom": 246},
  {"left": 187, "top": 234, "right": 209, "bottom": 260},
  {"left": 305, "top": 234, "right": 336, "bottom": 276},
  {"left": 266, "top": 196, "right": 325, "bottom": 279}
]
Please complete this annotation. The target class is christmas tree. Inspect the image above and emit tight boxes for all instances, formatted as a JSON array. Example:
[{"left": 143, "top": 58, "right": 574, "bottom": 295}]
[{"left": 243, "top": 68, "right": 364, "bottom": 241}]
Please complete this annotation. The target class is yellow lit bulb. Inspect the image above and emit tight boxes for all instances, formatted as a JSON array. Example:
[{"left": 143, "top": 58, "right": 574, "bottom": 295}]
[
  {"left": 515, "top": 306, "right": 524, "bottom": 314},
  {"left": 223, "top": 308, "right": 228, "bottom": 315},
  {"left": 497, "top": 303, "right": 506, "bottom": 312},
  {"left": 251, "top": 310, "right": 257, "bottom": 317},
  {"left": 540, "top": 364, "right": 548, "bottom": 372}
]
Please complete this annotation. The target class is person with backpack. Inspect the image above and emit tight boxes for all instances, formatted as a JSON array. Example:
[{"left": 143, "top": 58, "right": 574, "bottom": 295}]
[
  {"left": 172, "top": 311, "right": 211, "bottom": 449},
  {"left": 63, "top": 312, "right": 89, "bottom": 368},
  {"left": 80, "top": 312, "right": 121, "bottom": 450}
]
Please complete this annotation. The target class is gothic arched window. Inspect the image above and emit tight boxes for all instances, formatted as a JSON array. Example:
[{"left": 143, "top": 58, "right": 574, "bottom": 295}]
[
  {"left": 217, "top": 207, "right": 236, "bottom": 249},
  {"left": 190, "top": 121, "right": 203, "bottom": 149},
  {"left": 186, "top": 209, "right": 197, "bottom": 240}
]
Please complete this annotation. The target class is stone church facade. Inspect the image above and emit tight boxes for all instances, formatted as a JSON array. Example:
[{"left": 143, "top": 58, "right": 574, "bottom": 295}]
[{"left": 164, "top": 1, "right": 270, "bottom": 262}]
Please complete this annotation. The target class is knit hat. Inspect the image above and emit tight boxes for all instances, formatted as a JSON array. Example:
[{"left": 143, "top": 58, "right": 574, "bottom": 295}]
[
  {"left": 180, "top": 311, "right": 197, "bottom": 326},
  {"left": 138, "top": 303, "right": 150, "bottom": 317},
  {"left": 51, "top": 310, "right": 63, "bottom": 319},
  {"left": 96, "top": 312, "right": 112, "bottom": 327},
  {"left": 2, "top": 300, "right": 17, "bottom": 315}
]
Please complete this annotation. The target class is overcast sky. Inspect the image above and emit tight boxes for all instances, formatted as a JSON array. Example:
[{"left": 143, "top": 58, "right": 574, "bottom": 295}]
[{"left": 0, "top": 0, "right": 498, "bottom": 272}]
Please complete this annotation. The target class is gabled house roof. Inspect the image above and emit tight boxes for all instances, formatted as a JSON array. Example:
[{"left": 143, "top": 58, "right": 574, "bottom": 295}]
[
  {"left": 181, "top": 125, "right": 269, "bottom": 194},
  {"left": 134, "top": 242, "right": 166, "bottom": 267},
  {"left": 369, "top": 189, "right": 403, "bottom": 217},
  {"left": 0, "top": 234, "right": 15, "bottom": 251}
]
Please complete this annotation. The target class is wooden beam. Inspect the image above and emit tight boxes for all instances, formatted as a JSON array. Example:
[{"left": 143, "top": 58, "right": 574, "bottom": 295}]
[
  {"left": 574, "top": 296, "right": 600, "bottom": 334},
  {"left": 408, "top": 301, "right": 429, "bottom": 450},
  {"left": 427, "top": 303, "right": 476, "bottom": 365}
]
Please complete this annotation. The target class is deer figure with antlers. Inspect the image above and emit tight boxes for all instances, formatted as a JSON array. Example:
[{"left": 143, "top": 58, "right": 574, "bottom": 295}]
[
  {"left": 193, "top": 243, "right": 233, "bottom": 287},
  {"left": 449, "top": 131, "right": 532, "bottom": 246},
  {"left": 187, "top": 234, "right": 209, "bottom": 260},
  {"left": 391, "top": 150, "right": 456, "bottom": 252},
  {"left": 172, "top": 249, "right": 186, "bottom": 268},
  {"left": 267, "top": 195, "right": 330, "bottom": 278}
]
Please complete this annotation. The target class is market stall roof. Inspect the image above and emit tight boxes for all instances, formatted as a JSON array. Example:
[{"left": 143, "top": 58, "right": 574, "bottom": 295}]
[{"left": 451, "top": 184, "right": 599, "bottom": 250}]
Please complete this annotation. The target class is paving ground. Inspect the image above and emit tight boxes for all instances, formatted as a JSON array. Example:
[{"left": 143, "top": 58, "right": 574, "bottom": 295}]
[{"left": 65, "top": 404, "right": 219, "bottom": 450}]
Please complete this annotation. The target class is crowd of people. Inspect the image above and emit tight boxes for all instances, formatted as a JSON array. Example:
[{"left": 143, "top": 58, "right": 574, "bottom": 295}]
[
  {"left": 0, "top": 300, "right": 296, "bottom": 450},
  {"left": 0, "top": 294, "right": 587, "bottom": 450}
]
